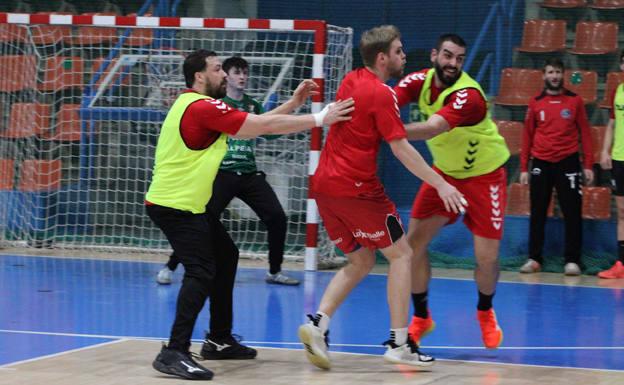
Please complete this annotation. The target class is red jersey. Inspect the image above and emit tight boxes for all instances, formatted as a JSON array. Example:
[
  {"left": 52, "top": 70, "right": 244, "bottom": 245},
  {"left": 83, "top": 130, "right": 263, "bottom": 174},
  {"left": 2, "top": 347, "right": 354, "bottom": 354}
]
[
  {"left": 521, "top": 90, "right": 593, "bottom": 172},
  {"left": 393, "top": 69, "right": 487, "bottom": 128},
  {"left": 311, "top": 68, "right": 407, "bottom": 197},
  {"left": 179, "top": 90, "right": 246, "bottom": 149}
]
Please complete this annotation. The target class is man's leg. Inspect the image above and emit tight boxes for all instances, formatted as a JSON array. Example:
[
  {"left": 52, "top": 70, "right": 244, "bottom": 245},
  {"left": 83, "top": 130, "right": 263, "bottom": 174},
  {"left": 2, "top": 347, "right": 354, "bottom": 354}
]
[
  {"left": 474, "top": 234, "right": 503, "bottom": 349},
  {"left": 554, "top": 155, "right": 582, "bottom": 273},
  {"left": 527, "top": 159, "right": 555, "bottom": 268},
  {"left": 406, "top": 216, "right": 448, "bottom": 342},
  {"left": 239, "top": 172, "right": 297, "bottom": 284}
]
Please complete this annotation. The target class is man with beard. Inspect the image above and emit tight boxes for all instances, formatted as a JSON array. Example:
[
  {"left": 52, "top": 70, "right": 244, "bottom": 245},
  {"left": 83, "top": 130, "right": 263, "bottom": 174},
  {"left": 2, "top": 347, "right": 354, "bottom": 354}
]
[
  {"left": 298, "top": 26, "right": 466, "bottom": 370},
  {"left": 519, "top": 57, "right": 593, "bottom": 276},
  {"left": 393, "top": 33, "right": 509, "bottom": 349},
  {"left": 146, "top": 49, "right": 354, "bottom": 380}
]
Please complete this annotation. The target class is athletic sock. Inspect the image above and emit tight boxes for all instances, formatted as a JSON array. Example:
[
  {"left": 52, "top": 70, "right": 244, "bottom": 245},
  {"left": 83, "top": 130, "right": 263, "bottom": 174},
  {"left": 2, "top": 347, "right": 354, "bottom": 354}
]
[
  {"left": 411, "top": 291, "right": 428, "bottom": 318},
  {"left": 477, "top": 291, "right": 494, "bottom": 311}
]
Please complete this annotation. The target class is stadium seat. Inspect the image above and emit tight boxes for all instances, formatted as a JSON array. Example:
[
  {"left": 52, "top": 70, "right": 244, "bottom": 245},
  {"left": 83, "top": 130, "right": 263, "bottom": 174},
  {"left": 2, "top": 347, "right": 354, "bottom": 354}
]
[
  {"left": 494, "top": 120, "right": 523, "bottom": 155},
  {"left": 0, "top": 159, "right": 15, "bottom": 190},
  {"left": 516, "top": 19, "right": 567, "bottom": 53},
  {"left": 494, "top": 68, "right": 544, "bottom": 106},
  {"left": 38, "top": 56, "right": 84, "bottom": 92},
  {"left": 590, "top": 125, "right": 606, "bottom": 164},
  {"left": 539, "top": 0, "right": 587, "bottom": 7},
  {"left": 507, "top": 183, "right": 555, "bottom": 216},
  {"left": 599, "top": 72, "right": 624, "bottom": 109},
  {"left": 582, "top": 186, "right": 611, "bottom": 219},
  {"left": 569, "top": 22, "right": 619, "bottom": 55},
  {"left": 0, "top": 103, "right": 51, "bottom": 138},
  {"left": 0, "top": 55, "right": 37, "bottom": 92},
  {"left": 506, "top": 183, "right": 555, "bottom": 217},
  {"left": 49, "top": 104, "right": 82, "bottom": 141},
  {"left": 590, "top": 0, "right": 624, "bottom": 9},
  {"left": 18, "top": 159, "right": 62, "bottom": 192},
  {"left": 31, "top": 12, "right": 73, "bottom": 45},
  {"left": 564, "top": 70, "right": 597, "bottom": 104},
  {"left": 0, "top": 24, "right": 28, "bottom": 44},
  {"left": 124, "top": 13, "right": 153, "bottom": 47},
  {"left": 69, "top": 13, "right": 118, "bottom": 46}
]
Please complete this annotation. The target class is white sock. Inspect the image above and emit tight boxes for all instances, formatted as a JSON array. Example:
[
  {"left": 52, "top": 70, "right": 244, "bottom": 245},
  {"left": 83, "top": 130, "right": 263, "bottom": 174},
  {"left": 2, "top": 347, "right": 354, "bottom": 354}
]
[
  {"left": 390, "top": 327, "right": 408, "bottom": 346},
  {"left": 313, "top": 311, "right": 330, "bottom": 333}
]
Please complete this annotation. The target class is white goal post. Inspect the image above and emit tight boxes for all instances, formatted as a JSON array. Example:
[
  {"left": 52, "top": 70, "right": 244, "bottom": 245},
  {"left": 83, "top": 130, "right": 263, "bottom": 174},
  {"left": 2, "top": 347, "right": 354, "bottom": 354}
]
[{"left": 0, "top": 13, "right": 352, "bottom": 270}]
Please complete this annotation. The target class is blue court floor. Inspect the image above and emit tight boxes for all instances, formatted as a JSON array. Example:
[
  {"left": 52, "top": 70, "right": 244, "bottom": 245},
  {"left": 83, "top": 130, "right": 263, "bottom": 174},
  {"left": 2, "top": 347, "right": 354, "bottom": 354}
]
[{"left": 0, "top": 254, "right": 623, "bottom": 371}]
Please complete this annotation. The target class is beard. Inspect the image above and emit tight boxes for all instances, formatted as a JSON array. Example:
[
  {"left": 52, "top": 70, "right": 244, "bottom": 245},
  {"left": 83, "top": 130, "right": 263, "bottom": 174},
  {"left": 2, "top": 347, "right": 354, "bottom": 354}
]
[
  {"left": 434, "top": 60, "right": 461, "bottom": 87},
  {"left": 545, "top": 78, "right": 563, "bottom": 92},
  {"left": 388, "top": 62, "right": 405, "bottom": 79},
  {"left": 206, "top": 79, "right": 227, "bottom": 98}
]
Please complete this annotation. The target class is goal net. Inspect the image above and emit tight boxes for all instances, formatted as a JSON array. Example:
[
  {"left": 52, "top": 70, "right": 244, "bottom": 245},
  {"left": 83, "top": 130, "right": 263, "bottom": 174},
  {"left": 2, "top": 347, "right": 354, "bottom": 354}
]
[{"left": 0, "top": 14, "right": 352, "bottom": 268}]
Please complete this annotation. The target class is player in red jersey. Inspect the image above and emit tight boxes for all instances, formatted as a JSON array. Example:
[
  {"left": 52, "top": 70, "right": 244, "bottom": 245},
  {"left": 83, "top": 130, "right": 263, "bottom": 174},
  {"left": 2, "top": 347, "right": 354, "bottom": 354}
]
[
  {"left": 298, "top": 25, "right": 466, "bottom": 370},
  {"left": 393, "top": 34, "right": 510, "bottom": 349},
  {"left": 519, "top": 58, "right": 594, "bottom": 276}
]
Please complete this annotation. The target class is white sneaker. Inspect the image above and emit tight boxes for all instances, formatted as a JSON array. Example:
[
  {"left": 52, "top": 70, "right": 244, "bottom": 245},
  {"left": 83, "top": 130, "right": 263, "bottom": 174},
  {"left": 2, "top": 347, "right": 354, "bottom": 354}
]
[
  {"left": 383, "top": 338, "right": 435, "bottom": 367},
  {"left": 156, "top": 267, "right": 173, "bottom": 285},
  {"left": 519, "top": 259, "right": 541, "bottom": 274},
  {"left": 298, "top": 322, "right": 330, "bottom": 370},
  {"left": 564, "top": 262, "right": 581, "bottom": 276},
  {"left": 266, "top": 272, "right": 300, "bottom": 285}
]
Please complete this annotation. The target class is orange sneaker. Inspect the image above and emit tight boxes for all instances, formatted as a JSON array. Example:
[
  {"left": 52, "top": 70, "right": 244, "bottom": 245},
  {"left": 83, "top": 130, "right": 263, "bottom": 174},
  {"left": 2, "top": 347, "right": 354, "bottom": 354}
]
[
  {"left": 477, "top": 309, "right": 503, "bottom": 349},
  {"left": 408, "top": 312, "right": 436, "bottom": 343},
  {"left": 598, "top": 261, "right": 624, "bottom": 279}
]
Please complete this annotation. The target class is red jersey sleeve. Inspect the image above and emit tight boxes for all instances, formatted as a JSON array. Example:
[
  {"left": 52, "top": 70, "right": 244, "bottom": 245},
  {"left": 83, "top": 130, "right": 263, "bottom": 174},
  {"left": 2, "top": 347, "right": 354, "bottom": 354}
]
[
  {"left": 575, "top": 96, "right": 594, "bottom": 169},
  {"left": 435, "top": 88, "right": 487, "bottom": 129},
  {"left": 609, "top": 87, "right": 617, "bottom": 119},
  {"left": 393, "top": 71, "right": 427, "bottom": 107},
  {"left": 520, "top": 99, "right": 537, "bottom": 172},
  {"left": 373, "top": 84, "right": 407, "bottom": 142},
  {"left": 187, "top": 98, "right": 247, "bottom": 135}
]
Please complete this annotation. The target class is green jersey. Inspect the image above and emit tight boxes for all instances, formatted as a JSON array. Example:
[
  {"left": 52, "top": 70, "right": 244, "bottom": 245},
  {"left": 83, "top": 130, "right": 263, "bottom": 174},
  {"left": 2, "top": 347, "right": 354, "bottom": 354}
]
[{"left": 220, "top": 94, "right": 264, "bottom": 173}]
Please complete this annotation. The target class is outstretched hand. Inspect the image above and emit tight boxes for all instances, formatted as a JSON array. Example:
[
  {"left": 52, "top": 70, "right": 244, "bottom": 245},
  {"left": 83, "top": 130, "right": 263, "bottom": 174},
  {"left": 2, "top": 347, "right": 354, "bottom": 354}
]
[
  {"left": 291, "top": 79, "right": 320, "bottom": 107},
  {"left": 321, "top": 98, "right": 355, "bottom": 126}
]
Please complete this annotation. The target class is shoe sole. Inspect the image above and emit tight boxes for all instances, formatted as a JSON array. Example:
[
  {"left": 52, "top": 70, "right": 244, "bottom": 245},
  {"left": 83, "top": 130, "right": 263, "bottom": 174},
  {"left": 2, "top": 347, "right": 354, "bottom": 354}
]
[
  {"left": 200, "top": 351, "right": 257, "bottom": 360},
  {"left": 484, "top": 328, "right": 504, "bottom": 349},
  {"left": 298, "top": 325, "right": 331, "bottom": 370},
  {"left": 383, "top": 354, "right": 435, "bottom": 367},
  {"left": 152, "top": 359, "right": 214, "bottom": 380}
]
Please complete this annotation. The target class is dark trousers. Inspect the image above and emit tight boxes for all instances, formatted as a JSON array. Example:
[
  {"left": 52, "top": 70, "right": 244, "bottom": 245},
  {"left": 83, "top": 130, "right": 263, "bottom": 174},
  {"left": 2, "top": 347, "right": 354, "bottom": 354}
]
[
  {"left": 528, "top": 154, "right": 582, "bottom": 264},
  {"left": 167, "top": 170, "right": 287, "bottom": 274},
  {"left": 147, "top": 204, "right": 239, "bottom": 351}
]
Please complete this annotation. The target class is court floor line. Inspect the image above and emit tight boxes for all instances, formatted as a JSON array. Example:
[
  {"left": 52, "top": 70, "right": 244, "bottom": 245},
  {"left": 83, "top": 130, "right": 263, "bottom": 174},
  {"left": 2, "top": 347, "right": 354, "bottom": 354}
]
[
  {"left": 1, "top": 328, "right": 622, "bottom": 351},
  {"left": 0, "top": 338, "right": 126, "bottom": 369}
]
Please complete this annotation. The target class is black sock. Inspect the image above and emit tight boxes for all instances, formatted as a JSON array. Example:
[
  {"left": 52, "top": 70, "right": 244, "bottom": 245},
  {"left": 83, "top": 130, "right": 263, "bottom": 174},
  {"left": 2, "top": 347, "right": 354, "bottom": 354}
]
[
  {"left": 166, "top": 254, "right": 179, "bottom": 271},
  {"left": 411, "top": 291, "right": 428, "bottom": 318},
  {"left": 618, "top": 241, "right": 624, "bottom": 263},
  {"left": 477, "top": 291, "right": 494, "bottom": 311}
]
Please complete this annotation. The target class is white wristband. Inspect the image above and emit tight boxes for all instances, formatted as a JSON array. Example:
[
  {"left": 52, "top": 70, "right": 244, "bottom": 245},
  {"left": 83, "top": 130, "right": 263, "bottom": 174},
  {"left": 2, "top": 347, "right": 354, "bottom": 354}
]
[{"left": 312, "top": 103, "right": 334, "bottom": 127}]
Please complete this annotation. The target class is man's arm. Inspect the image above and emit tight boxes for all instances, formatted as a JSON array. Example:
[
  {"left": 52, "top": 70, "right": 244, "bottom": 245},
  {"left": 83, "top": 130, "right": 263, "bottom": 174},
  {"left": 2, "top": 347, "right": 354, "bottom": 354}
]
[
  {"left": 388, "top": 138, "right": 466, "bottom": 214},
  {"left": 233, "top": 98, "right": 354, "bottom": 138},
  {"left": 601, "top": 118, "right": 616, "bottom": 170},
  {"left": 576, "top": 97, "right": 594, "bottom": 184},
  {"left": 519, "top": 102, "right": 536, "bottom": 184},
  {"left": 404, "top": 114, "right": 450, "bottom": 140}
]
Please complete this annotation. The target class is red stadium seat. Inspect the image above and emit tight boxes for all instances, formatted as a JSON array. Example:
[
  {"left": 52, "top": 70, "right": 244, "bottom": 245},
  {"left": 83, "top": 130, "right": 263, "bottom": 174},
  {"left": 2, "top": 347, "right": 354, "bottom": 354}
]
[
  {"left": 590, "top": 0, "right": 624, "bottom": 9},
  {"left": 599, "top": 72, "right": 624, "bottom": 109},
  {"left": 49, "top": 104, "right": 82, "bottom": 142},
  {"left": 67, "top": 13, "right": 118, "bottom": 46},
  {"left": 31, "top": 12, "right": 73, "bottom": 45},
  {"left": 38, "top": 56, "right": 84, "bottom": 92},
  {"left": 590, "top": 125, "right": 606, "bottom": 164},
  {"left": 124, "top": 13, "right": 153, "bottom": 47},
  {"left": 0, "top": 24, "right": 28, "bottom": 44},
  {"left": 495, "top": 120, "right": 523, "bottom": 156},
  {"left": 494, "top": 68, "right": 544, "bottom": 106},
  {"left": 18, "top": 159, "right": 62, "bottom": 192},
  {"left": 0, "top": 55, "right": 37, "bottom": 92},
  {"left": 564, "top": 70, "right": 597, "bottom": 104},
  {"left": 540, "top": 0, "right": 587, "bottom": 7},
  {"left": 0, "top": 103, "right": 51, "bottom": 138},
  {"left": 0, "top": 159, "right": 15, "bottom": 190},
  {"left": 507, "top": 183, "right": 555, "bottom": 216},
  {"left": 582, "top": 187, "right": 611, "bottom": 219},
  {"left": 569, "top": 22, "right": 619, "bottom": 55},
  {"left": 516, "top": 19, "right": 567, "bottom": 53}
]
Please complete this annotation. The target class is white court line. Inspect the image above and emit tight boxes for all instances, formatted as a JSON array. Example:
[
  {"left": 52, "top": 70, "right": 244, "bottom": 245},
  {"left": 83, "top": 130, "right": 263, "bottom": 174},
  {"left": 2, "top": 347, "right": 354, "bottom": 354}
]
[
  {"left": 0, "top": 329, "right": 622, "bottom": 373},
  {"left": 0, "top": 338, "right": 126, "bottom": 369}
]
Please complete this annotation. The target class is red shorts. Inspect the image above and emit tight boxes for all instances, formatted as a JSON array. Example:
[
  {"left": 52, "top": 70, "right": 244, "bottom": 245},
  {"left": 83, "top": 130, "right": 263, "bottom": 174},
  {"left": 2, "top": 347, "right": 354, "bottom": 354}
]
[
  {"left": 315, "top": 192, "right": 404, "bottom": 253},
  {"left": 411, "top": 167, "right": 507, "bottom": 240}
]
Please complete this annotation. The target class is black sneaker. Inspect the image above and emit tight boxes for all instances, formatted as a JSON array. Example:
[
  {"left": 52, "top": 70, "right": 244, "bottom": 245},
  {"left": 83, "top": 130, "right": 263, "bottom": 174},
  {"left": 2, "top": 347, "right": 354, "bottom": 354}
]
[
  {"left": 200, "top": 334, "right": 257, "bottom": 360},
  {"left": 152, "top": 345, "right": 214, "bottom": 380}
]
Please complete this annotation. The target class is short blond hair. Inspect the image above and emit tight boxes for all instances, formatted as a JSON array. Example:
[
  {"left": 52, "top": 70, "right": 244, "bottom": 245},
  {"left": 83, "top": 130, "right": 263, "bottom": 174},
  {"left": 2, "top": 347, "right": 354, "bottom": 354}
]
[{"left": 359, "top": 25, "right": 401, "bottom": 67}]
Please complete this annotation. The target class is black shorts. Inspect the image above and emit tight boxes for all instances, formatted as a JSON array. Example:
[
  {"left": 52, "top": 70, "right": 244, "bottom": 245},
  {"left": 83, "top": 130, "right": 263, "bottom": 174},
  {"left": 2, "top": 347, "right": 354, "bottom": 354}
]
[{"left": 611, "top": 160, "right": 624, "bottom": 196}]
